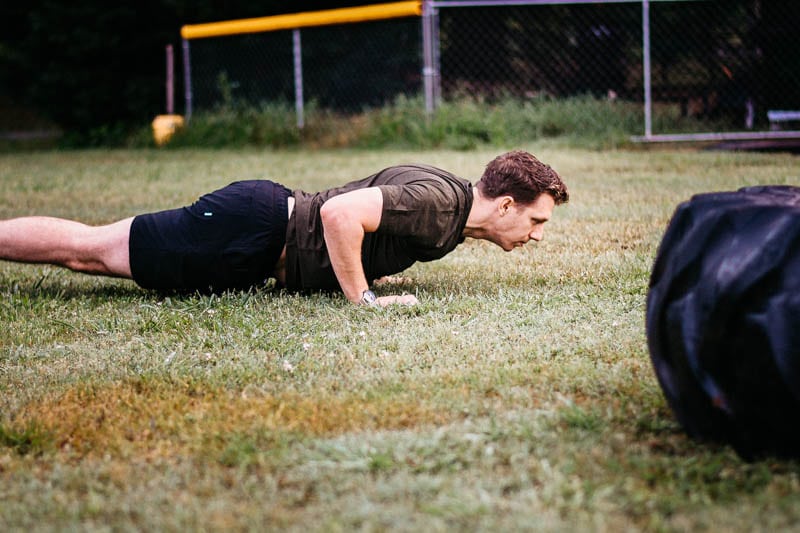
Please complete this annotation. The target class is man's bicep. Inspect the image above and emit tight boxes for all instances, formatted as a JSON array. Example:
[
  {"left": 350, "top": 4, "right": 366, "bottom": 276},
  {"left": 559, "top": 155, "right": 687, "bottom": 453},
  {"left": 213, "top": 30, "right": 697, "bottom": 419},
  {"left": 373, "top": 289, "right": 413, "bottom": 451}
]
[{"left": 320, "top": 187, "right": 383, "bottom": 232}]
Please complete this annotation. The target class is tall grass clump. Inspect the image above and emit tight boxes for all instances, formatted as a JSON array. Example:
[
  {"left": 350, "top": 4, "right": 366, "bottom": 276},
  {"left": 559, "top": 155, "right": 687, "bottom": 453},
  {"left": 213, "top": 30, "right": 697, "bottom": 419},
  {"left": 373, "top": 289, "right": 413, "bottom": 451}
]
[
  {"left": 164, "top": 101, "right": 302, "bottom": 148},
  {"left": 134, "top": 93, "right": 726, "bottom": 150},
  {"left": 508, "top": 94, "right": 643, "bottom": 147},
  {"left": 353, "top": 93, "right": 643, "bottom": 150}
]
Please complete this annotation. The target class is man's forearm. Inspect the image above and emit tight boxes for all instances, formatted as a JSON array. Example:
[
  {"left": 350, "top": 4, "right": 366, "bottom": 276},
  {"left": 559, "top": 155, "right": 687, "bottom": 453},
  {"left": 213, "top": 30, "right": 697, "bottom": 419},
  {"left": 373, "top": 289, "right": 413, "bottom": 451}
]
[{"left": 323, "top": 218, "right": 370, "bottom": 303}]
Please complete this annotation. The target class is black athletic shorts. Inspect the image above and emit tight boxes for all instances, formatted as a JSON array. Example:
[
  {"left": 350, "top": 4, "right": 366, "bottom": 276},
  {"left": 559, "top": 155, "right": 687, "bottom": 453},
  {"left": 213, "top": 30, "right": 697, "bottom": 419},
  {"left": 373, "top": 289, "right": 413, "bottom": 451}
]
[{"left": 129, "top": 180, "right": 292, "bottom": 292}]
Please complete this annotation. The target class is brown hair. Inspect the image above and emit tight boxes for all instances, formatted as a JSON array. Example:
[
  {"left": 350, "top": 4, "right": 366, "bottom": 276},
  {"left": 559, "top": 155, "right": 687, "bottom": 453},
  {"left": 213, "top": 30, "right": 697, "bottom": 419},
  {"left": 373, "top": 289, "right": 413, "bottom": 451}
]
[{"left": 476, "top": 150, "right": 569, "bottom": 205}]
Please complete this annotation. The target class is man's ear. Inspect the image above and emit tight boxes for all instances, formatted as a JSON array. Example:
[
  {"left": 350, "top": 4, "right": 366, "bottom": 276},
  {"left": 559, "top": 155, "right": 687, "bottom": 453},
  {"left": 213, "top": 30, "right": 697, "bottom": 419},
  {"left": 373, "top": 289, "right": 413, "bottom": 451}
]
[{"left": 498, "top": 196, "right": 515, "bottom": 215}]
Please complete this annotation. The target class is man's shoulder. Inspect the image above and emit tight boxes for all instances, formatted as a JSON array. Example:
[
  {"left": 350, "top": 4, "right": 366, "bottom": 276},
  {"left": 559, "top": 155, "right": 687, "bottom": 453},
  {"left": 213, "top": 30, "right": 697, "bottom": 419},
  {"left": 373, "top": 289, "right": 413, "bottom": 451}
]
[
  {"left": 374, "top": 164, "right": 471, "bottom": 191},
  {"left": 378, "top": 163, "right": 459, "bottom": 179},
  {"left": 292, "top": 164, "right": 471, "bottom": 205}
]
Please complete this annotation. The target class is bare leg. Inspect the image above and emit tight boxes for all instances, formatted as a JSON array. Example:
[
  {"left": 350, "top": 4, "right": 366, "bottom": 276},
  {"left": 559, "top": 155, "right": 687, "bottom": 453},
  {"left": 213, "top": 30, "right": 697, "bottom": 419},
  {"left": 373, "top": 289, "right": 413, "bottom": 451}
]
[{"left": 0, "top": 216, "right": 134, "bottom": 278}]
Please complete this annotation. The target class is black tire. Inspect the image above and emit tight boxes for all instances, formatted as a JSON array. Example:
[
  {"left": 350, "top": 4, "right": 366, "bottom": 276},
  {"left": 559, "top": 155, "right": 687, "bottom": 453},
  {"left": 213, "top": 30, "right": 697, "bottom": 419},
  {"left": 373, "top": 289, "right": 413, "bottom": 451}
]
[{"left": 646, "top": 185, "right": 800, "bottom": 460}]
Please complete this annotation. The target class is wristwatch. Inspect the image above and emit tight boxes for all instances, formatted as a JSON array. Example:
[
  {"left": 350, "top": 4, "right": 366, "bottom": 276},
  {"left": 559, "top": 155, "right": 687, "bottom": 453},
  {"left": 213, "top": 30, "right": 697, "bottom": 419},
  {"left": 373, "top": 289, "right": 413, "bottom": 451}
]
[{"left": 360, "top": 290, "right": 377, "bottom": 306}]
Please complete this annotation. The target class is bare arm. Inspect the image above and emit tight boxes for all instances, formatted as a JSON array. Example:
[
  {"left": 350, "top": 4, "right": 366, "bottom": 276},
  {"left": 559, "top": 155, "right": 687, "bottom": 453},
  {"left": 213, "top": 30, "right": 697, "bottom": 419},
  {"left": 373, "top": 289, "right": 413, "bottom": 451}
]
[{"left": 320, "top": 188, "right": 418, "bottom": 306}]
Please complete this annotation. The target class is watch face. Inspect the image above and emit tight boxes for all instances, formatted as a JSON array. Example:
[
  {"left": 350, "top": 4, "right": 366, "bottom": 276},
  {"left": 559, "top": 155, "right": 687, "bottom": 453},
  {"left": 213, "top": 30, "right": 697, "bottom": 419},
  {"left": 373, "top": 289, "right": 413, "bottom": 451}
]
[{"left": 361, "top": 290, "right": 377, "bottom": 305}]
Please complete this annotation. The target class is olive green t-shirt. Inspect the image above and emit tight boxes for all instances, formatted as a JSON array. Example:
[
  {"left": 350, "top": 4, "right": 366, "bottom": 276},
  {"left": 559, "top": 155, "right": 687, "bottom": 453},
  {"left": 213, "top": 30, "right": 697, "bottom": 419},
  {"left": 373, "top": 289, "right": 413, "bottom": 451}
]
[{"left": 285, "top": 164, "right": 473, "bottom": 292}]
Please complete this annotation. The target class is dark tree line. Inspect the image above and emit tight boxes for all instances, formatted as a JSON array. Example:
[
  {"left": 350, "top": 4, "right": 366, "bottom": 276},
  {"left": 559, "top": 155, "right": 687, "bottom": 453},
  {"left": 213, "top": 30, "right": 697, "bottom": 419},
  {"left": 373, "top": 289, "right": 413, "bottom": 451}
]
[{"left": 0, "top": 1, "right": 363, "bottom": 140}]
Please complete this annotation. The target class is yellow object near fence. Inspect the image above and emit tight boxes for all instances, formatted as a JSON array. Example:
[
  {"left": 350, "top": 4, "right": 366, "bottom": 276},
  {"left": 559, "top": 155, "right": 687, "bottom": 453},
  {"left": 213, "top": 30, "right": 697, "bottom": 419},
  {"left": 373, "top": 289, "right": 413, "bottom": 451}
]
[
  {"left": 152, "top": 115, "right": 184, "bottom": 146},
  {"left": 180, "top": 1, "right": 422, "bottom": 40}
]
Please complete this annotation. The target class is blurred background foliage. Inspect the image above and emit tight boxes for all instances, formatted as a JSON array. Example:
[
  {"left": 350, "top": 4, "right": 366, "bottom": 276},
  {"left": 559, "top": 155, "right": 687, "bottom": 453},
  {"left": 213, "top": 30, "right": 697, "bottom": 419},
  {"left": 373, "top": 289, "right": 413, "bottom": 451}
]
[
  {"left": 0, "top": 1, "right": 363, "bottom": 145},
  {"left": 1, "top": 1, "right": 798, "bottom": 148}
]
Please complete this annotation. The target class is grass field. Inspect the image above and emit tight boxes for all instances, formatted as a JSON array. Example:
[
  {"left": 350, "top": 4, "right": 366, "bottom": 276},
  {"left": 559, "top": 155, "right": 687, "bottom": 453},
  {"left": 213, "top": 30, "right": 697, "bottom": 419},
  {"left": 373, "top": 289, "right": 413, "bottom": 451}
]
[{"left": 1, "top": 146, "right": 799, "bottom": 531}]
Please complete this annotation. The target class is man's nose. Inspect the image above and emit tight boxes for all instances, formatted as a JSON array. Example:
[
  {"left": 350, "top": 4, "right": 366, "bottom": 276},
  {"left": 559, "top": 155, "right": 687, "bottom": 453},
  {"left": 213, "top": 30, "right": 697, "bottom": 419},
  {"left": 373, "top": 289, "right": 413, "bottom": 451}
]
[{"left": 530, "top": 227, "right": 544, "bottom": 242}]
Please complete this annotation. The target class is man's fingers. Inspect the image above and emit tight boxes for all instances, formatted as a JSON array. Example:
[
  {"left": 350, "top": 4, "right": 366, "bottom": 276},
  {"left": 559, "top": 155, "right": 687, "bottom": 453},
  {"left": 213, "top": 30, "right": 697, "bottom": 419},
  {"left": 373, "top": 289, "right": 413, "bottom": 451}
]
[
  {"left": 374, "top": 294, "right": 418, "bottom": 307},
  {"left": 373, "top": 275, "right": 413, "bottom": 286}
]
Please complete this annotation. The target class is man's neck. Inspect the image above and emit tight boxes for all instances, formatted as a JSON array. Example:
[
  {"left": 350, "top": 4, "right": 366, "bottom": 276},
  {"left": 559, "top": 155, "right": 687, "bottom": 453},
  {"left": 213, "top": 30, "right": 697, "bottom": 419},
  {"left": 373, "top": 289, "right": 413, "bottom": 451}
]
[{"left": 463, "top": 187, "right": 494, "bottom": 240}]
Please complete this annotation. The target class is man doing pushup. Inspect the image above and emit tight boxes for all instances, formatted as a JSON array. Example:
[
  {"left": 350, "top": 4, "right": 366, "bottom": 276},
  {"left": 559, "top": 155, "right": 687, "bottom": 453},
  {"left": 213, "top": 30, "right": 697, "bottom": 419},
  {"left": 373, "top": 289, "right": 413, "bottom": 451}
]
[{"left": 0, "top": 150, "right": 568, "bottom": 306}]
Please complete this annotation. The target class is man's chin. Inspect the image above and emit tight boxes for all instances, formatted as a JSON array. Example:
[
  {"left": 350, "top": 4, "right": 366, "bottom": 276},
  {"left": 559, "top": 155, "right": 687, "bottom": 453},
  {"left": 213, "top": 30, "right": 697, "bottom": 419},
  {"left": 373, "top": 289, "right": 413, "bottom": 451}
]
[{"left": 493, "top": 241, "right": 515, "bottom": 252}]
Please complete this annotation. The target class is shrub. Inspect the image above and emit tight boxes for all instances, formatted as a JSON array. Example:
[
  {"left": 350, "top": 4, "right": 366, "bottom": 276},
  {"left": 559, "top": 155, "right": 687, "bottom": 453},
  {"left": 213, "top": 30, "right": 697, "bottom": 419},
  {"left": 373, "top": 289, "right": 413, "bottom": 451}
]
[{"left": 130, "top": 93, "right": 721, "bottom": 150}]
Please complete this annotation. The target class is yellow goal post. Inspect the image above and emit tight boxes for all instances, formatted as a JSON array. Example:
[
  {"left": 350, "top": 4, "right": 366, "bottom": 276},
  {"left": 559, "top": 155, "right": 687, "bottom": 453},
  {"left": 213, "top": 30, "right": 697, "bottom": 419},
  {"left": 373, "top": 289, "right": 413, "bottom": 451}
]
[
  {"left": 178, "top": 1, "right": 432, "bottom": 127},
  {"left": 181, "top": 1, "right": 422, "bottom": 40}
]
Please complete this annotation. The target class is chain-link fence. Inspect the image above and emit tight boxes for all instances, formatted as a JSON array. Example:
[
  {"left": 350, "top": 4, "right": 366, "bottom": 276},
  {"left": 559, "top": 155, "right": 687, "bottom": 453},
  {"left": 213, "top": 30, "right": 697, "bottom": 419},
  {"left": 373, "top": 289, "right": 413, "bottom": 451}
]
[
  {"left": 438, "top": 3, "right": 639, "bottom": 101},
  {"left": 645, "top": 0, "right": 798, "bottom": 137},
  {"left": 187, "top": 16, "right": 422, "bottom": 117},
  {"left": 189, "top": 31, "right": 294, "bottom": 112},
  {"left": 183, "top": 0, "right": 800, "bottom": 140}
]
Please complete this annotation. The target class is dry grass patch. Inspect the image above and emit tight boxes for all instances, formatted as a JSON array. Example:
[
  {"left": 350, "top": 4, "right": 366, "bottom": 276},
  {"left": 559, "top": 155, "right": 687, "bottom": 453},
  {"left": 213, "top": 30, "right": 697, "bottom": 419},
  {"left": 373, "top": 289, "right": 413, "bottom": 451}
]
[{"left": 9, "top": 378, "right": 454, "bottom": 460}]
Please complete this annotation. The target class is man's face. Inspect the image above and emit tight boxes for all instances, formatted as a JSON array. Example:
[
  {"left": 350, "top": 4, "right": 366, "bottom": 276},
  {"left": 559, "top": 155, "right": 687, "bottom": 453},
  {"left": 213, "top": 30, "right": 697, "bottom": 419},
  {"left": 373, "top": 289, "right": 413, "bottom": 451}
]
[{"left": 491, "top": 193, "right": 555, "bottom": 251}]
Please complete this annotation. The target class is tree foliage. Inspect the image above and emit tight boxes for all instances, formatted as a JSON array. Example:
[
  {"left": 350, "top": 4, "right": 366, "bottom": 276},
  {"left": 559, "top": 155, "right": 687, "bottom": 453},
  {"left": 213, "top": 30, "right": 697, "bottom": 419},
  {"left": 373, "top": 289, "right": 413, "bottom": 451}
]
[{"left": 0, "top": 0, "right": 363, "bottom": 142}]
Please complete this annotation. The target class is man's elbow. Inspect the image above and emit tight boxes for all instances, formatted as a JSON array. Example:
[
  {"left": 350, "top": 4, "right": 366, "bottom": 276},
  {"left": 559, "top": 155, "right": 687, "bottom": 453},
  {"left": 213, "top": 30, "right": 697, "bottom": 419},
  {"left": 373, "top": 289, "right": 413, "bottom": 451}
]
[
  {"left": 320, "top": 199, "right": 339, "bottom": 226},
  {"left": 320, "top": 191, "right": 381, "bottom": 233},
  {"left": 320, "top": 198, "right": 353, "bottom": 234}
]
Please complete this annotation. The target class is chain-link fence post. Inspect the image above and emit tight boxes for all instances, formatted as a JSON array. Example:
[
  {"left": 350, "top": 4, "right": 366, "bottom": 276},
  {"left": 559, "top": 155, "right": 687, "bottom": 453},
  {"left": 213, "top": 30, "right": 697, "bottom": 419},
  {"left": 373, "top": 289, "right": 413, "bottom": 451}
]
[
  {"left": 642, "top": 0, "right": 652, "bottom": 139},
  {"left": 422, "top": 0, "right": 441, "bottom": 115},
  {"left": 293, "top": 29, "right": 304, "bottom": 129},
  {"left": 181, "top": 38, "right": 192, "bottom": 122}
]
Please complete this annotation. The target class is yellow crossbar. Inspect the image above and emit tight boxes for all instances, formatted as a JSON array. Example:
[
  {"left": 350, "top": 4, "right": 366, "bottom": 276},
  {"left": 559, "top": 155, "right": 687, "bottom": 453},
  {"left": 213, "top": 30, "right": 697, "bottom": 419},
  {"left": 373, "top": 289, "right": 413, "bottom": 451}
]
[{"left": 181, "top": 1, "right": 422, "bottom": 40}]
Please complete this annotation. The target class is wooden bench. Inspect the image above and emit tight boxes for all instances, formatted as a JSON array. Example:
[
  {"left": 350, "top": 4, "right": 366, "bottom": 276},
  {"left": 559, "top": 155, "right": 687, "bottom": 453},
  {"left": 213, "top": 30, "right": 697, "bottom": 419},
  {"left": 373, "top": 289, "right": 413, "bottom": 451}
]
[{"left": 768, "top": 110, "right": 800, "bottom": 130}]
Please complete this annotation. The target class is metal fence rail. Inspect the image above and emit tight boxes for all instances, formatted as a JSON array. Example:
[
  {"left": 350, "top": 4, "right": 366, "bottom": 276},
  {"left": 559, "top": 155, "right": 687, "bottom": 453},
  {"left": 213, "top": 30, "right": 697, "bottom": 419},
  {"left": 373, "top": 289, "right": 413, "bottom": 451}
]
[{"left": 182, "top": 0, "right": 800, "bottom": 141}]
